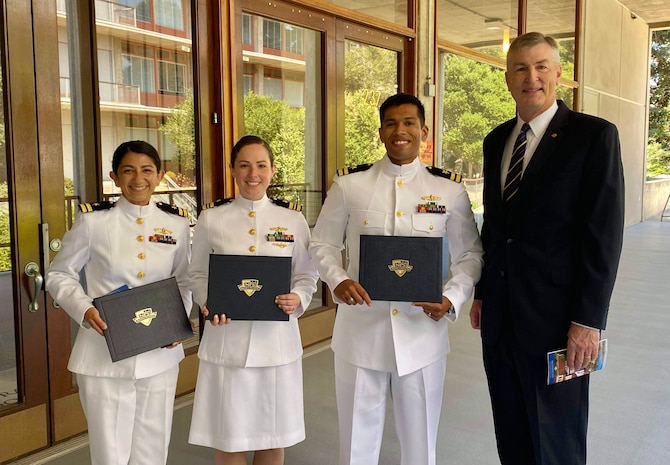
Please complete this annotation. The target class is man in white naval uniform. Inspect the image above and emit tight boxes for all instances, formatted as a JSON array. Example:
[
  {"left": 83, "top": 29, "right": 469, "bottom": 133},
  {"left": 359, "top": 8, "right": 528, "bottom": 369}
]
[
  {"left": 309, "top": 93, "right": 483, "bottom": 465},
  {"left": 46, "top": 141, "right": 192, "bottom": 465}
]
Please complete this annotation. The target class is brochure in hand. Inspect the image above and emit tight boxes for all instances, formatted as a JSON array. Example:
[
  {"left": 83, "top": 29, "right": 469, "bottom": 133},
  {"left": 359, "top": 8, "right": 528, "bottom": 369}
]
[{"left": 547, "top": 339, "right": 608, "bottom": 385}]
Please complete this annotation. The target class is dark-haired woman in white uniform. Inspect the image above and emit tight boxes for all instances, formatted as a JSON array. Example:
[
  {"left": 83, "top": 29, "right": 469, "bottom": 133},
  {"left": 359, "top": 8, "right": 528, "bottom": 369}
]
[{"left": 188, "top": 135, "right": 318, "bottom": 465}]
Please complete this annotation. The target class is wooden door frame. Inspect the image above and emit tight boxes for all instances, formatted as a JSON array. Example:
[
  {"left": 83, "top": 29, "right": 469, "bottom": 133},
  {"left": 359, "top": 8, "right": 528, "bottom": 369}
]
[{"left": 0, "top": 0, "right": 52, "bottom": 461}]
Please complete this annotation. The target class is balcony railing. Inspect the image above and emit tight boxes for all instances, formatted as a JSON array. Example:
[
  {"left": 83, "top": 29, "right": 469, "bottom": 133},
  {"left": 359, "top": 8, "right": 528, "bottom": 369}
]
[
  {"left": 60, "top": 77, "right": 141, "bottom": 105},
  {"left": 57, "top": 0, "right": 138, "bottom": 29}
]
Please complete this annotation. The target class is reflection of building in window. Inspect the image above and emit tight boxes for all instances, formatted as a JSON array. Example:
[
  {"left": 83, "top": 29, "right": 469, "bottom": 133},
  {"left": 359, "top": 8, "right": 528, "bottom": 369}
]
[
  {"left": 242, "top": 14, "right": 306, "bottom": 107},
  {"left": 57, "top": 0, "right": 196, "bottom": 216}
]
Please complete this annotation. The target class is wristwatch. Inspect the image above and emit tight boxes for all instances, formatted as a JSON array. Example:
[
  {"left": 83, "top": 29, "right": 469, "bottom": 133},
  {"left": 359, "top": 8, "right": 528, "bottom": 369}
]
[{"left": 446, "top": 304, "right": 455, "bottom": 315}]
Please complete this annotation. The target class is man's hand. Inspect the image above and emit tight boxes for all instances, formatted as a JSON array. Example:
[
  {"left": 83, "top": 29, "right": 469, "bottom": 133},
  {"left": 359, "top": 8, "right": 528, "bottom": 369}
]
[
  {"left": 566, "top": 323, "right": 600, "bottom": 372},
  {"left": 469, "top": 299, "right": 482, "bottom": 329},
  {"left": 333, "top": 279, "right": 372, "bottom": 306},
  {"left": 413, "top": 296, "right": 453, "bottom": 321},
  {"left": 84, "top": 307, "right": 107, "bottom": 336}
]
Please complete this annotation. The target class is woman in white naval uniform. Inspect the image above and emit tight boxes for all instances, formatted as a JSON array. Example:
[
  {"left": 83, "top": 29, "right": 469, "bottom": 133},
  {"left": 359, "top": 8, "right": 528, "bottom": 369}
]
[
  {"left": 309, "top": 94, "right": 483, "bottom": 465},
  {"left": 188, "top": 135, "right": 318, "bottom": 465},
  {"left": 46, "top": 141, "right": 192, "bottom": 465}
]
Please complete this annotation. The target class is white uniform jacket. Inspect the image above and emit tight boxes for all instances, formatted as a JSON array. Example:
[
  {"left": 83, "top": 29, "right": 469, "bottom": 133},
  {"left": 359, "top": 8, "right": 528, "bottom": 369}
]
[
  {"left": 309, "top": 156, "right": 483, "bottom": 376},
  {"left": 189, "top": 195, "right": 318, "bottom": 368},
  {"left": 46, "top": 196, "right": 192, "bottom": 380}
]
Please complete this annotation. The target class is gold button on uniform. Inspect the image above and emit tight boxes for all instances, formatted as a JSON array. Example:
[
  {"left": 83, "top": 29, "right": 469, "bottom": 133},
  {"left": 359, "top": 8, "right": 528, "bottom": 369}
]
[
  {"left": 136, "top": 218, "right": 144, "bottom": 224},
  {"left": 397, "top": 180, "right": 404, "bottom": 187},
  {"left": 396, "top": 211, "right": 403, "bottom": 217},
  {"left": 138, "top": 253, "right": 145, "bottom": 260},
  {"left": 364, "top": 220, "right": 369, "bottom": 225},
  {"left": 137, "top": 271, "right": 145, "bottom": 278},
  {"left": 392, "top": 309, "right": 399, "bottom": 316},
  {"left": 249, "top": 211, "right": 256, "bottom": 218},
  {"left": 137, "top": 235, "right": 144, "bottom": 242},
  {"left": 429, "top": 225, "right": 434, "bottom": 230},
  {"left": 249, "top": 246, "right": 256, "bottom": 252},
  {"left": 249, "top": 229, "right": 256, "bottom": 235}
]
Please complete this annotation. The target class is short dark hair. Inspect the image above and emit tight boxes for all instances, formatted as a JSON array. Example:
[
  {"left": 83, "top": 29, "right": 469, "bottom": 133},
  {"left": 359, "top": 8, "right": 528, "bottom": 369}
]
[
  {"left": 112, "top": 140, "right": 161, "bottom": 174},
  {"left": 507, "top": 32, "right": 560, "bottom": 68},
  {"left": 379, "top": 93, "right": 426, "bottom": 127},
  {"left": 231, "top": 135, "right": 275, "bottom": 166}
]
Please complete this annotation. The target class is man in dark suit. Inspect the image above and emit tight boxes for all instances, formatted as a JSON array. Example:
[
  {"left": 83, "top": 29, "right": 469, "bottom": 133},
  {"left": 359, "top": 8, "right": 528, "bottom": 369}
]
[{"left": 469, "top": 32, "right": 624, "bottom": 465}]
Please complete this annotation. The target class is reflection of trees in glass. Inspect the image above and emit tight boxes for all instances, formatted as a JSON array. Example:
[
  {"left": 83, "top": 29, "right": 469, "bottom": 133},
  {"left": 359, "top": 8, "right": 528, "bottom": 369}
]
[
  {"left": 243, "top": 92, "right": 306, "bottom": 203},
  {"left": 442, "top": 55, "right": 514, "bottom": 177},
  {"left": 649, "top": 29, "right": 670, "bottom": 176},
  {"left": 556, "top": 39, "right": 575, "bottom": 107},
  {"left": 344, "top": 42, "right": 398, "bottom": 166},
  {"left": 344, "top": 90, "right": 386, "bottom": 166},
  {"left": 160, "top": 88, "right": 195, "bottom": 173}
]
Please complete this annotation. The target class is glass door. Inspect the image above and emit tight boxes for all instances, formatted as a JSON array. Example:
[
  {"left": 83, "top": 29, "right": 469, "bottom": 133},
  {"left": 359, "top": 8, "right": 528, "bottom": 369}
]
[{"left": 0, "top": 0, "right": 73, "bottom": 461}]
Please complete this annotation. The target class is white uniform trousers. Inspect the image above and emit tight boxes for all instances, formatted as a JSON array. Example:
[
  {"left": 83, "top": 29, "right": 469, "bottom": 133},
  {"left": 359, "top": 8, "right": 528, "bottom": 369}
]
[
  {"left": 334, "top": 355, "right": 447, "bottom": 465},
  {"left": 77, "top": 365, "right": 179, "bottom": 465}
]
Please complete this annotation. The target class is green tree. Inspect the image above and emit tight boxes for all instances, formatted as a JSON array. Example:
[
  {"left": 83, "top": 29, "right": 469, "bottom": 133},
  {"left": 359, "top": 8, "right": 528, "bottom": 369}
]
[
  {"left": 344, "top": 90, "right": 386, "bottom": 166},
  {"left": 647, "top": 142, "right": 670, "bottom": 177},
  {"left": 344, "top": 41, "right": 397, "bottom": 96},
  {"left": 650, "top": 29, "right": 670, "bottom": 165},
  {"left": 159, "top": 88, "right": 195, "bottom": 171},
  {"left": 243, "top": 92, "right": 306, "bottom": 202},
  {"left": 343, "top": 42, "right": 398, "bottom": 166},
  {"left": 442, "top": 54, "right": 515, "bottom": 176}
]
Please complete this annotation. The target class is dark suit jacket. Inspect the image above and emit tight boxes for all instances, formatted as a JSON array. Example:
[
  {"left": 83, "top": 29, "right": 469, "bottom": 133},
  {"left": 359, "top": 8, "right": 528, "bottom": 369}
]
[{"left": 478, "top": 101, "right": 624, "bottom": 356}]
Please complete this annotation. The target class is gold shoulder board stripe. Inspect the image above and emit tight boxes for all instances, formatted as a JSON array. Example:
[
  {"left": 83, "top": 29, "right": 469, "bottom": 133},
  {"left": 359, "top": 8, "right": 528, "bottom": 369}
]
[
  {"left": 202, "top": 198, "right": 234, "bottom": 210},
  {"left": 78, "top": 201, "right": 114, "bottom": 213},
  {"left": 336, "top": 163, "right": 373, "bottom": 176},
  {"left": 426, "top": 166, "right": 463, "bottom": 183}
]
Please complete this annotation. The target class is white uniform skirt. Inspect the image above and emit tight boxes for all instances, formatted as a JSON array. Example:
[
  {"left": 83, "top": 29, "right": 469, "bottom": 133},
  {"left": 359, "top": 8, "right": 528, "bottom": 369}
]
[{"left": 188, "top": 359, "right": 305, "bottom": 452}]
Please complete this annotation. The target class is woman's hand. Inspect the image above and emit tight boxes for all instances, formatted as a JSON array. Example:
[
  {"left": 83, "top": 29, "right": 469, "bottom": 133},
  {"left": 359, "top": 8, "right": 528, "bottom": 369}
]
[
  {"left": 275, "top": 293, "right": 301, "bottom": 315},
  {"left": 84, "top": 306, "right": 107, "bottom": 336},
  {"left": 201, "top": 303, "right": 231, "bottom": 325}
]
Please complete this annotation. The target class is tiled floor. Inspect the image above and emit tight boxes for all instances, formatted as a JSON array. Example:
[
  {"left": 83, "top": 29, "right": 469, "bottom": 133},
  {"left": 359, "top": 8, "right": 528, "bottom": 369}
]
[{"left": 12, "top": 220, "right": 670, "bottom": 465}]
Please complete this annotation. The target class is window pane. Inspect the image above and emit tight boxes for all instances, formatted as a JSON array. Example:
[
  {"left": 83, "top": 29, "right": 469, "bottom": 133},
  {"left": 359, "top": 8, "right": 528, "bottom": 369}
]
[
  {"left": 0, "top": 55, "right": 18, "bottom": 407},
  {"left": 437, "top": 51, "right": 515, "bottom": 219},
  {"left": 343, "top": 40, "right": 398, "bottom": 167},
  {"left": 240, "top": 13, "right": 322, "bottom": 311},
  {"left": 263, "top": 19, "right": 282, "bottom": 51},
  {"left": 527, "top": 0, "right": 576, "bottom": 81},
  {"left": 437, "top": 0, "right": 518, "bottom": 55},
  {"left": 87, "top": 1, "right": 197, "bottom": 226},
  {"left": 154, "top": 0, "right": 185, "bottom": 30}
]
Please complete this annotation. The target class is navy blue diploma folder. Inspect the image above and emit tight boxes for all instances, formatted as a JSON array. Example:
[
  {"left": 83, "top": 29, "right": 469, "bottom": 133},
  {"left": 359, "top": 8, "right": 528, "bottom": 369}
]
[
  {"left": 206, "top": 254, "right": 292, "bottom": 321},
  {"left": 359, "top": 235, "right": 443, "bottom": 303},
  {"left": 93, "top": 277, "right": 193, "bottom": 362}
]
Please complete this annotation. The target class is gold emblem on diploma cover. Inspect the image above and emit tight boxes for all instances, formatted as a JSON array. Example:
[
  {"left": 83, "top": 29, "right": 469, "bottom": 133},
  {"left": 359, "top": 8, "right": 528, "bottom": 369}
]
[
  {"left": 133, "top": 307, "right": 158, "bottom": 326},
  {"left": 388, "top": 259, "right": 413, "bottom": 277},
  {"left": 238, "top": 279, "right": 263, "bottom": 297}
]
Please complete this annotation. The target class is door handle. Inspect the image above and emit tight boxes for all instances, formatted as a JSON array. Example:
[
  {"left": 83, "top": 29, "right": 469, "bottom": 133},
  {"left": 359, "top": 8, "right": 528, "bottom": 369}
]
[{"left": 24, "top": 262, "right": 43, "bottom": 312}]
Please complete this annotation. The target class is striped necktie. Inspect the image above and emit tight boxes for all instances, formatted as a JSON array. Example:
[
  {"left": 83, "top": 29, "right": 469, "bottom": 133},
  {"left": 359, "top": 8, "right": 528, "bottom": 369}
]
[{"left": 503, "top": 123, "right": 530, "bottom": 202}]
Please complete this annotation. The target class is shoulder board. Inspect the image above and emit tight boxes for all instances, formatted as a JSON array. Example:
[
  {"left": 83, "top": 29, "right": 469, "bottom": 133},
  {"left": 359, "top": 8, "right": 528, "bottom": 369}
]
[
  {"left": 156, "top": 202, "right": 189, "bottom": 217},
  {"left": 271, "top": 198, "right": 303, "bottom": 212},
  {"left": 336, "top": 163, "right": 373, "bottom": 176},
  {"left": 426, "top": 166, "right": 462, "bottom": 183},
  {"left": 202, "top": 198, "right": 234, "bottom": 210},
  {"left": 78, "top": 201, "right": 114, "bottom": 213}
]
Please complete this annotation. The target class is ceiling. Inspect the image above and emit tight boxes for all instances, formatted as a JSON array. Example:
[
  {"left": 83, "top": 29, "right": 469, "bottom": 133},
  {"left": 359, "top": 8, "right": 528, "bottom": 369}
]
[{"left": 618, "top": 0, "right": 670, "bottom": 26}]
